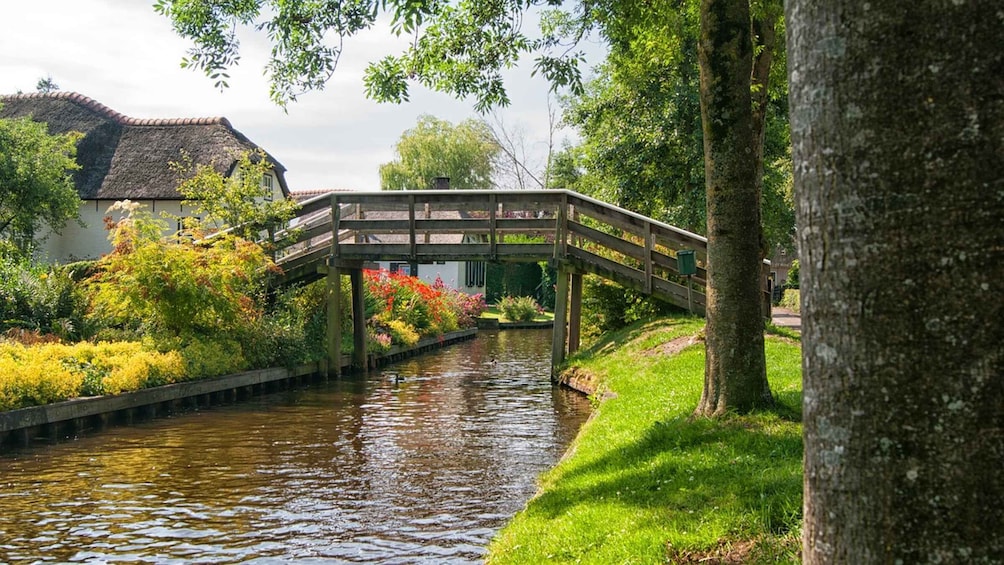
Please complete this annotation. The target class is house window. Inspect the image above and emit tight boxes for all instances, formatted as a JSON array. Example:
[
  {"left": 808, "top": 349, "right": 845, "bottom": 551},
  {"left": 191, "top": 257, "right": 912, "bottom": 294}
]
[
  {"left": 390, "top": 262, "right": 411, "bottom": 276},
  {"left": 176, "top": 217, "right": 194, "bottom": 241},
  {"left": 465, "top": 261, "right": 486, "bottom": 287},
  {"left": 261, "top": 174, "right": 274, "bottom": 201}
]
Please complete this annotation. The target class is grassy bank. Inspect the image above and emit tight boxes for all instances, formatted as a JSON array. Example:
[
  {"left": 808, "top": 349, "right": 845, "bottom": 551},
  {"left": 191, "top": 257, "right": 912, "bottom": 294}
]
[
  {"left": 479, "top": 306, "right": 555, "bottom": 323},
  {"left": 487, "top": 317, "right": 803, "bottom": 564}
]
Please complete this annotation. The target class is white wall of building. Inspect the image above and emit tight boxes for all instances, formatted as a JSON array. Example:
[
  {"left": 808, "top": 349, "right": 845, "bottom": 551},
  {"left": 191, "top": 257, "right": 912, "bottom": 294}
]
[
  {"left": 35, "top": 174, "right": 283, "bottom": 264},
  {"left": 35, "top": 199, "right": 198, "bottom": 263},
  {"left": 376, "top": 260, "right": 485, "bottom": 296}
]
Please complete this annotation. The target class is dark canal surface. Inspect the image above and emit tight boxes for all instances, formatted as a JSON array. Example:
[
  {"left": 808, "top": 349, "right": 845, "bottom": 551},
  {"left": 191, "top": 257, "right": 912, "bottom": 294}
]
[{"left": 0, "top": 330, "right": 592, "bottom": 563}]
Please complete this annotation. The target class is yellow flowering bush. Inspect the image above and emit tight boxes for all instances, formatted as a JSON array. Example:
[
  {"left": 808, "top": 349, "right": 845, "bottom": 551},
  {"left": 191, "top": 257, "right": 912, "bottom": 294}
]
[
  {"left": 0, "top": 343, "right": 82, "bottom": 411},
  {"left": 179, "top": 339, "right": 247, "bottom": 378},
  {"left": 103, "top": 349, "right": 185, "bottom": 394},
  {"left": 0, "top": 341, "right": 187, "bottom": 411},
  {"left": 386, "top": 319, "right": 420, "bottom": 347}
]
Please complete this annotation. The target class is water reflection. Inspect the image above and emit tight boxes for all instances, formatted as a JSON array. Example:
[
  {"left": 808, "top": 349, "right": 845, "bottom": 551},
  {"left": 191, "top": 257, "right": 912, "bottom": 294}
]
[{"left": 0, "top": 330, "right": 591, "bottom": 563}]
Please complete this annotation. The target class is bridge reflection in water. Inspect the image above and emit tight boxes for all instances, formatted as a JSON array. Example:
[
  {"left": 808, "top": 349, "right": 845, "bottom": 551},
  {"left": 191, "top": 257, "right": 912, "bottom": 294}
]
[{"left": 0, "top": 330, "right": 591, "bottom": 563}]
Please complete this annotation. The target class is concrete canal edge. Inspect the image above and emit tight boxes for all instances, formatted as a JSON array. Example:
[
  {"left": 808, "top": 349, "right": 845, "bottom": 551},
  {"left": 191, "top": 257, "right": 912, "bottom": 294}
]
[{"left": 0, "top": 328, "right": 477, "bottom": 450}]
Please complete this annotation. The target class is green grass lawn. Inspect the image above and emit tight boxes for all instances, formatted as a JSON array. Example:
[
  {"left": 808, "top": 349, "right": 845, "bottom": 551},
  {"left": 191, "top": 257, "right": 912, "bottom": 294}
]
[
  {"left": 486, "top": 316, "right": 803, "bottom": 564},
  {"left": 479, "top": 306, "right": 555, "bottom": 323}
]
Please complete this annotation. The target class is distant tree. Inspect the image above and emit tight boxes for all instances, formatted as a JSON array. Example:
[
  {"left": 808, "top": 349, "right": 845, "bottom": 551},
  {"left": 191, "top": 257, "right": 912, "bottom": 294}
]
[
  {"left": 484, "top": 98, "right": 562, "bottom": 190},
  {"left": 35, "top": 76, "right": 59, "bottom": 93},
  {"left": 546, "top": 144, "right": 585, "bottom": 191},
  {"left": 171, "top": 149, "right": 297, "bottom": 240},
  {"left": 380, "top": 115, "right": 499, "bottom": 190},
  {"left": 484, "top": 113, "right": 544, "bottom": 190},
  {"left": 0, "top": 112, "right": 81, "bottom": 255},
  {"left": 789, "top": 1, "right": 1003, "bottom": 561}
]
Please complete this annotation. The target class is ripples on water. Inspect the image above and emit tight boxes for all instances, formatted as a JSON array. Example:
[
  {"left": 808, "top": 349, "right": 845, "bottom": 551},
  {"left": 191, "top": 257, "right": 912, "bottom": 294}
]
[{"left": 0, "top": 330, "right": 592, "bottom": 564}]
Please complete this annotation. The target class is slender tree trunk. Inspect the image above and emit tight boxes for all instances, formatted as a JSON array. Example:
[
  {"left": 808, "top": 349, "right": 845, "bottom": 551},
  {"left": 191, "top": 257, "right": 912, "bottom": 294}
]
[
  {"left": 695, "top": 0, "right": 772, "bottom": 416},
  {"left": 750, "top": 6, "right": 776, "bottom": 258},
  {"left": 788, "top": 1, "right": 1004, "bottom": 562}
]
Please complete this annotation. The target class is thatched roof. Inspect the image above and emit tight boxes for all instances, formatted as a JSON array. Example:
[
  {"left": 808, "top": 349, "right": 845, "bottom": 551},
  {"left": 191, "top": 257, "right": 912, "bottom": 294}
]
[{"left": 0, "top": 91, "right": 289, "bottom": 200}]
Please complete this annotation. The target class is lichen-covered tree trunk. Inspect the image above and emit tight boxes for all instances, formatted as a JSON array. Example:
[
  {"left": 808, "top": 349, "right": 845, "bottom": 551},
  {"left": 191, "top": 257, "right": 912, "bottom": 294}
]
[
  {"left": 787, "top": 1, "right": 1004, "bottom": 562},
  {"left": 694, "top": 0, "right": 773, "bottom": 416}
]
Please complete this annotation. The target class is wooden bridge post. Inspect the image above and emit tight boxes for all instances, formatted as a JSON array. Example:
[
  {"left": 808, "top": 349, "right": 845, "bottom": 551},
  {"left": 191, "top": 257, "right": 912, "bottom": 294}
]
[
  {"left": 326, "top": 262, "right": 343, "bottom": 377},
  {"left": 408, "top": 193, "right": 418, "bottom": 276},
  {"left": 326, "top": 192, "right": 344, "bottom": 376},
  {"left": 551, "top": 264, "right": 570, "bottom": 377},
  {"left": 761, "top": 261, "right": 773, "bottom": 320},
  {"left": 350, "top": 268, "right": 367, "bottom": 370},
  {"left": 568, "top": 272, "right": 583, "bottom": 355}
]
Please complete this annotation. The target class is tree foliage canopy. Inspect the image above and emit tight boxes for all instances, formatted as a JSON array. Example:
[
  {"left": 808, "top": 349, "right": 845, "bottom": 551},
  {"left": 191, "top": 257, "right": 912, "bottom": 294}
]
[
  {"left": 562, "top": 0, "right": 793, "bottom": 250},
  {"left": 380, "top": 115, "right": 499, "bottom": 190},
  {"left": 153, "top": 0, "right": 589, "bottom": 110},
  {"left": 0, "top": 112, "right": 82, "bottom": 255},
  {"left": 172, "top": 149, "right": 297, "bottom": 240}
]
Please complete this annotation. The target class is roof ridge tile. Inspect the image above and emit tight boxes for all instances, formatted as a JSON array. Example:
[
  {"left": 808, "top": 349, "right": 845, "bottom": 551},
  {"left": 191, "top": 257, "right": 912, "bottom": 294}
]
[{"left": 0, "top": 91, "right": 227, "bottom": 127}]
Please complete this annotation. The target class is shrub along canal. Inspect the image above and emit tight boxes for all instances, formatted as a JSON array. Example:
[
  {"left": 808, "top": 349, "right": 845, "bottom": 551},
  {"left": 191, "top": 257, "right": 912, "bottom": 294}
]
[{"left": 0, "top": 329, "right": 591, "bottom": 563}]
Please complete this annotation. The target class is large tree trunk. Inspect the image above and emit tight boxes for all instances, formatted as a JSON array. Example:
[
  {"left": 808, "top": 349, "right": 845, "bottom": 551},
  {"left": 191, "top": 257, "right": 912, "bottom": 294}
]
[
  {"left": 694, "top": 0, "right": 773, "bottom": 416},
  {"left": 787, "top": 1, "right": 1004, "bottom": 562}
]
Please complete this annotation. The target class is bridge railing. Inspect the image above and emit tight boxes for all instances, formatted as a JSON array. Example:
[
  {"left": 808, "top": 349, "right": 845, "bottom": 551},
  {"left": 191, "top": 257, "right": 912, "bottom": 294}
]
[{"left": 269, "top": 189, "right": 770, "bottom": 315}]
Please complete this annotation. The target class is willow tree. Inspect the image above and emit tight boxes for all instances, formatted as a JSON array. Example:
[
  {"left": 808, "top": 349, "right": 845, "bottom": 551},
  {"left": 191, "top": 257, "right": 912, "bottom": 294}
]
[
  {"left": 155, "top": 0, "right": 776, "bottom": 414},
  {"left": 788, "top": 1, "right": 1003, "bottom": 561},
  {"left": 380, "top": 115, "right": 498, "bottom": 190}
]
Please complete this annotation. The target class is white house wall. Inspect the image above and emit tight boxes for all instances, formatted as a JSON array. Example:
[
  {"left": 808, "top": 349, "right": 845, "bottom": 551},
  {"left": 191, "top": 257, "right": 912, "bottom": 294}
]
[
  {"left": 35, "top": 189, "right": 290, "bottom": 264},
  {"left": 36, "top": 199, "right": 195, "bottom": 263},
  {"left": 376, "top": 260, "right": 485, "bottom": 297}
]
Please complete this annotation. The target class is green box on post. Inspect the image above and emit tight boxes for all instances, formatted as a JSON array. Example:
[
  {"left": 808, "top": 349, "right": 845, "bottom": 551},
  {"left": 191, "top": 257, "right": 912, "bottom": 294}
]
[{"left": 677, "top": 250, "right": 697, "bottom": 276}]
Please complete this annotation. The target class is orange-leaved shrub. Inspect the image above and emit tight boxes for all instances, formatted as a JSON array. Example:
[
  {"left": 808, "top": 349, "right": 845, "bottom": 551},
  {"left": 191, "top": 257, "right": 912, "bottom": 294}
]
[{"left": 86, "top": 201, "right": 278, "bottom": 340}]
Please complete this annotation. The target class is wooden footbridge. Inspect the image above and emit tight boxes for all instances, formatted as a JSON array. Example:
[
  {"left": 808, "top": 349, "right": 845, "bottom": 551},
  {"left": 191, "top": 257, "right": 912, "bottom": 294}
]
[{"left": 263, "top": 189, "right": 771, "bottom": 375}]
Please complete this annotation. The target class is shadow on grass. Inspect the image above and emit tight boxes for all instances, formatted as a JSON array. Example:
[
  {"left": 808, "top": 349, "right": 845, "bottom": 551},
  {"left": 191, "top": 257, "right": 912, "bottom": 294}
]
[
  {"left": 570, "top": 317, "right": 704, "bottom": 362},
  {"left": 528, "top": 412, "right": 803, "bottom": 541},
  {"left": 771, "top": 390, "right": 802, "bottom": 422},
  {"left": 765, "top": 322, "right": 801, "bottom": 342}
]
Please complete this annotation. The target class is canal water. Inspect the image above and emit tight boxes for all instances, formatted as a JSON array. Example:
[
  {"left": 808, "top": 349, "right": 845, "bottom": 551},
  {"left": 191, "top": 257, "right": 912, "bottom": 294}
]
[{"left": 0, "top": 330, "right": 592, "bottom": 563}]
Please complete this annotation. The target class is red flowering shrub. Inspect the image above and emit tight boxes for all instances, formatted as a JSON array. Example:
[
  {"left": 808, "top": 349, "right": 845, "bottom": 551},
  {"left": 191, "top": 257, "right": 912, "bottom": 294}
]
[{"left": 363, "top": 269, "right": 484, "bottom": 347}]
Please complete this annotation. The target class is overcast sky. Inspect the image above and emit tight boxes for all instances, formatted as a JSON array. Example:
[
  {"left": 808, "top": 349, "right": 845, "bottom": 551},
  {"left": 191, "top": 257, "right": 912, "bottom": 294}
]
[{"left": 0, "top": 0, "right": 605, "bottom": 191}]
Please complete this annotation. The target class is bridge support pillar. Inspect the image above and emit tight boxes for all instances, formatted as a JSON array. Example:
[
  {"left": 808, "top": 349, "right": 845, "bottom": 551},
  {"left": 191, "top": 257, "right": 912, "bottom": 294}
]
[
  {"left": 551, "top": 265, "right": 570, "bottom": 377},
  {"left": 351, "top": 269, "right": 367, "bottom": 370},
  {"left": 568, "top": 272, "right": 583, "bottom": 355},
  {"left": 326, "top": 263, "right": 342, "bottom": 377}
]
